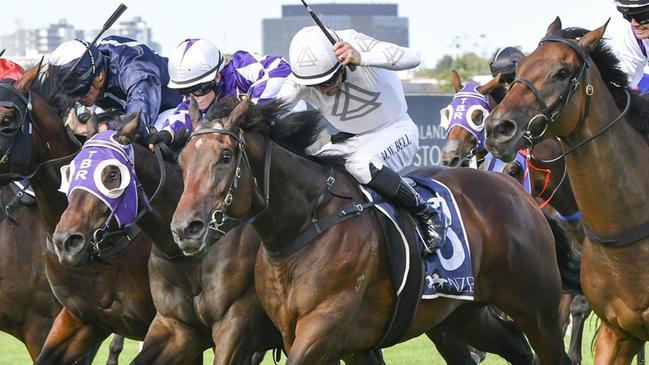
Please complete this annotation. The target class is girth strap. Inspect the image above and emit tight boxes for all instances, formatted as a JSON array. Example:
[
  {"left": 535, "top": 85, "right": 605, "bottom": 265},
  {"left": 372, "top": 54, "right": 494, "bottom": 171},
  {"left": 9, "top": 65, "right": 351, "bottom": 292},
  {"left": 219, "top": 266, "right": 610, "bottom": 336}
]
[{"left": 264, "top": 202, "right": 375, "bottom": 260}]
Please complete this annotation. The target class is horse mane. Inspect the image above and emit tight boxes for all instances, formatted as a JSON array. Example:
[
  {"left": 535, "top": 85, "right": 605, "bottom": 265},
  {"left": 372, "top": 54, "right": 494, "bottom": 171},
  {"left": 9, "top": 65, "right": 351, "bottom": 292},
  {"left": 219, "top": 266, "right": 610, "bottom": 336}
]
[
  {"left": 31, "top": 66, "right": 75, "bottom": 118},
  {"left": 557, "top": 27, "right": 649, "bottom": 136},
  {"left": 204, "top": 97, "right": 326, "bottom": 156}
]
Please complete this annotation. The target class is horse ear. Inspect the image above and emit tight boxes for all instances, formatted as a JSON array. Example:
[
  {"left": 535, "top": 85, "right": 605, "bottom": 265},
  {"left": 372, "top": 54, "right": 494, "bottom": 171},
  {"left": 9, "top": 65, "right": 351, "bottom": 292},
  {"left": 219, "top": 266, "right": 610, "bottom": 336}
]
[
  {"left": 546, "top": 16, "right": 562, "bottom": 36},
  {"left": 189, "top": 96, "right": 202, "bottom": 131},
  {"left": 451, "top": 70, "right": 463, "bottom": 93},
  {"left": 114, "top": 112, "right": 140, "bottom": 145},
  {"left": 224, "top": 97, "right": 250, "bottom": 130},
  {"left": 578, "top": 19, "right": 610, "bottom": 53},
  {"left": 14, "top": 57, "right": 43, "bottom": 93},
  {"left": 477, "top": 74, "right": 501, "bottom": 95}
]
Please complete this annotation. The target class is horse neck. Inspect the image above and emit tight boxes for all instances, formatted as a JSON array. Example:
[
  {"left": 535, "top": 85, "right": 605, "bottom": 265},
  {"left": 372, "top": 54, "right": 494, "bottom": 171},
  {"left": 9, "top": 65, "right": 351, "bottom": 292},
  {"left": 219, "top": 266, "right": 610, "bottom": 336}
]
[
  {"left": 246, "top": 133, "right": 342, "bottom": 251},
  {"left": 132, "top": 144, "right": 184, "bottom": 258},
  {"left": 28, "top": 93, "right": 78, "bottom": 234},
  {"left": 562, "top": 77, "right": 649, "bottom": 235}
]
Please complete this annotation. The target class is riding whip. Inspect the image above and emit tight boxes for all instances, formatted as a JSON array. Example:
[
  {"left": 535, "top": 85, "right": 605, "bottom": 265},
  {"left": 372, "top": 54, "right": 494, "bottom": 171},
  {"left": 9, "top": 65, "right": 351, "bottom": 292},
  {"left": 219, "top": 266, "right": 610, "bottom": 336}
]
[{"left": 299, "top": 0, "right": 356, "bottom": 71}]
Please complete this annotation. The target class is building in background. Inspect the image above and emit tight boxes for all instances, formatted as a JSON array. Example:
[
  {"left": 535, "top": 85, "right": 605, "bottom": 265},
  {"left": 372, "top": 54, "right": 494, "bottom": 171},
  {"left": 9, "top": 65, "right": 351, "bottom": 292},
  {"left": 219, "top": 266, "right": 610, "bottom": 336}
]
[
  {"left": 1, "top": 16, "right": 159, "bottom": 66},
  {"left": 262, "top": 3, "right": 408, "bottom": 59}
]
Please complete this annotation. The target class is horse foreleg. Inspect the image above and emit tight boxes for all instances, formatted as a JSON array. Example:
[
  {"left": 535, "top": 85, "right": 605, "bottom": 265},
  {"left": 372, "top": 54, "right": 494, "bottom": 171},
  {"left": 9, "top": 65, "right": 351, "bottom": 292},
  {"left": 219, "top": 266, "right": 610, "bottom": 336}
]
[
  {"left": 567, "top": 295, "right": 591, "bottom": 365},
  {"left": 638, "top": 346, "right": 645, "bottom": 365},
  {"left": 594, "top": 321, "right": 643, "bottom": 365},
  {"left": 425, "top": 329, "right": 475, "bottom": 365},
  {"left": 106, "top": 334, "right": 125, "bottom": 365},
  {"left": 559, "top": 294, "right": 574, "bottom": 336},
  {"left": 20, "top": 313, "right": 55, "bottom": 360},
  {"left": 130, "top": 315, "right": 207, "bottom": 365},
  {"left": 34, "top": 308, "right": 109, "bottom": 365}
]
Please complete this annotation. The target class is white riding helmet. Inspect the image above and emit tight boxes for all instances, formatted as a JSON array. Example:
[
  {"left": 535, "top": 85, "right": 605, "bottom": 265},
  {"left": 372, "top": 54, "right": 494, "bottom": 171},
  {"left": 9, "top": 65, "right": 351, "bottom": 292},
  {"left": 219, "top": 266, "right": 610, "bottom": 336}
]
[
  {"left": 289, "top": 26, "right": 342, "bottom": 86},
  {"left": 168, "top": 38, "right": 224, "bottom": 89}
]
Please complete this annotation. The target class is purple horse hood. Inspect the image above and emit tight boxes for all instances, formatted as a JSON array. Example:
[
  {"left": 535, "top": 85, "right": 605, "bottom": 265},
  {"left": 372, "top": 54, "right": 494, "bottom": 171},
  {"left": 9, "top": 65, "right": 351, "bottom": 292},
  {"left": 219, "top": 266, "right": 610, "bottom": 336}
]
[
  {"left": 58, "top": 131, "right": 139, "bottom": 227},
  {"left": 440, "top": 82, "right": 490, "bottom": 150}
]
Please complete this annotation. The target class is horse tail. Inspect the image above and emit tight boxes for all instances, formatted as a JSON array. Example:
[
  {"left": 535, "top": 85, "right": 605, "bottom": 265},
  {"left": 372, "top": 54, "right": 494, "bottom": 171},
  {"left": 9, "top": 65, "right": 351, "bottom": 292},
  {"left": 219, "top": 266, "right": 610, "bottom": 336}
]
[{"left": 545, "top": 214, "right": 582, "bottom": 294}]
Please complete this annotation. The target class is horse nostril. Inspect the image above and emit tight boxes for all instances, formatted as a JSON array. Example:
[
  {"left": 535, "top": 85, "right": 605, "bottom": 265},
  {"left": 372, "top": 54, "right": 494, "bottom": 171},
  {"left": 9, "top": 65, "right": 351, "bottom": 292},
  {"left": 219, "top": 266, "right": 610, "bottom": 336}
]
[
  {"left": 495, "top": 119, "right": 517, "bottom": 139},
  {"left": 64, "top": 233, "right": 85, "bottom": 251},
  {"left": 185, "top": 220, "right": 206, "bottom": 238}
]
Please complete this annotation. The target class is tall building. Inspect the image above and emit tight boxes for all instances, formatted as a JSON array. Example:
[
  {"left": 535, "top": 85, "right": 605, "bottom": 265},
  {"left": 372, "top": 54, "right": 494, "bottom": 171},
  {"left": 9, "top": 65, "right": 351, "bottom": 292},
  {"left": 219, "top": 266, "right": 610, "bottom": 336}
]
[
  {"left": 1, "top": 16, "right": 159, "bottom": 66},
  {"left": 262, "top": 3, "right": 408, "bottom": 59}
]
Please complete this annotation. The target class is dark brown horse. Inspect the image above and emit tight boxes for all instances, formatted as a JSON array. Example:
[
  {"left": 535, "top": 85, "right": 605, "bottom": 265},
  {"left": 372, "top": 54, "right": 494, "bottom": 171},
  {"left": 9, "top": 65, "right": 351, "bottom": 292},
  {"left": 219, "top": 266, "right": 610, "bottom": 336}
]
[
  {"left": 0, "top": 63, "right": 156, "bottom": 364},
  {"left": 484, "top": 17, "right": 649, "bottom": 364},
  {"left": 170, "top": 97, "right": 578, "bottom": 364},
  {"left": 441, "top": 72, "right": 590, "bottom": 363},
  {"left": 52, "top": 112, "right": 281, "bottom": 365}
]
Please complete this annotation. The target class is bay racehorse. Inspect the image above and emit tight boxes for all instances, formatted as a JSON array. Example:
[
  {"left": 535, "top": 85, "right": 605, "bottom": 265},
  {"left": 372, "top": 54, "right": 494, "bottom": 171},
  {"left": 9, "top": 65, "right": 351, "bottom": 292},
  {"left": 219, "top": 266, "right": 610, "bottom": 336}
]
[
  {"left": 171, "top": 96, "right": 579, "bottom": 364},
  {"left": 52, "top": 109, "right": 535, "bottom": 365},
  {"left": 484, "top": 17, "right": 649, "bottom": 364},
  {"left": 441, "top": 71, "right": 590, "bottom": 363},
  {"left": 0, "top": 62, "right": 156, "bottom": 364},
  {"left": 52, "top": 112, "right": 282, "bottom": 365}
]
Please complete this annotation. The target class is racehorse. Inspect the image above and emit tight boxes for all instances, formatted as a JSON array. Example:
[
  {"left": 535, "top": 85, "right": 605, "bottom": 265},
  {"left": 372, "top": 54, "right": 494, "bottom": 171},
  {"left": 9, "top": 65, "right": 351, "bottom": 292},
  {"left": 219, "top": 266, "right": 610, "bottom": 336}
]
[
  {"left": 52, "top": 110, "right": 537, "bottom": 365},
  {"left": 441, "top": 71, "right": 590, "bottom": 363},
  {"left": 52, "top": 112, "right": 282, "bottom": 365},
  {"left": 0, "top": 62, "right": 156, "bottom": 364},
  {"left": 484, "top": 17, "right": 649, "bottom": 363},
  {"left": 170, "top": 96, "right": 579, "bottom": 364}
]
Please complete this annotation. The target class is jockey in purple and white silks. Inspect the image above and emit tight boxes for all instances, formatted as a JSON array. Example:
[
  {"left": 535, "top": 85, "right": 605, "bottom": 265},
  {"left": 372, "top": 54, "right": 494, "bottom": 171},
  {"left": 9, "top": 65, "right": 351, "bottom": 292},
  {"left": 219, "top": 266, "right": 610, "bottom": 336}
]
[
  {"left": 276, "top": 26, "right": 445, "bottom": 252},
  {"left": 48, "top": 36, "right": 184, "bottom": 143},
  {"left": 58, "top": 131, "right": 142, "bottom": 228},
  {"left": 606, "top": 0, "right": 649, "bottom": 88},
  {"left": 161, "top": 38, "right": 297, "bottom": 146}
]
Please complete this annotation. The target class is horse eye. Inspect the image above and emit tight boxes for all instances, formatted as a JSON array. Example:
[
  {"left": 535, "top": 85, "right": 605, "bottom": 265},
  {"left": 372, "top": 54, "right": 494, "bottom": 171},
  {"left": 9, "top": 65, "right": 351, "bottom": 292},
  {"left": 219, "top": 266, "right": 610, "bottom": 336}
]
[
  {"left": 556, "top": 68, "right": 571, "bottom": 80},
  {"left": 222, "top": 149, "right": 233, "bottom": 162},
  {"left": 108, "top": 171, "right": 119, "bottom": 180}
]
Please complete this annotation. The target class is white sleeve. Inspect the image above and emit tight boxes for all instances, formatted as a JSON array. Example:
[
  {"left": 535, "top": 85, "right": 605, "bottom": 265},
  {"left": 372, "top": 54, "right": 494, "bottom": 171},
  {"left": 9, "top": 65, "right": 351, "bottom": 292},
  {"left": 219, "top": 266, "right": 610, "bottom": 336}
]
[
  {"left": 606, "top": 17, "right": 648, "bottom": 87},
  {"left": 275, "top": 76, "right": 307, "bottom": 111},
  {"left": 346, "top": 30, "right": 420, "bottom": 70}
]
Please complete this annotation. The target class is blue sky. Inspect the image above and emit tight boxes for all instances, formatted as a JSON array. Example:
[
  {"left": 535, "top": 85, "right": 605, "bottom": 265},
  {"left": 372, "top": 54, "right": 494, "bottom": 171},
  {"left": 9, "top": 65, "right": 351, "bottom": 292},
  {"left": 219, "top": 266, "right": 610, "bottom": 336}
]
[{"left": 1, "top": 0, "right": 618, "bottom": 68}]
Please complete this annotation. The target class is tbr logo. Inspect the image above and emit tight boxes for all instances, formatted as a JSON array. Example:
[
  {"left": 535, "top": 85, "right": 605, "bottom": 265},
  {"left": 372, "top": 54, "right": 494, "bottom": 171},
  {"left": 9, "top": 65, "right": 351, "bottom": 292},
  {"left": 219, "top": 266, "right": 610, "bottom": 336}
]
[{"left": 296, "top": 46, "right": 318, "bottom": 68}]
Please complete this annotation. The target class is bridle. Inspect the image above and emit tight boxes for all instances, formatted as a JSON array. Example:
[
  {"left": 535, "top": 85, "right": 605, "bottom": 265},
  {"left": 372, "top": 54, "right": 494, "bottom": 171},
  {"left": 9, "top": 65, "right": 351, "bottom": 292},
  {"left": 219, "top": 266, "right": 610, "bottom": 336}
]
[
  {"left": 188, "top": 126, "right": 271, "bottom": 244},
  {"left": 512, "top": 34, "right": 631, "bottom": 164}
]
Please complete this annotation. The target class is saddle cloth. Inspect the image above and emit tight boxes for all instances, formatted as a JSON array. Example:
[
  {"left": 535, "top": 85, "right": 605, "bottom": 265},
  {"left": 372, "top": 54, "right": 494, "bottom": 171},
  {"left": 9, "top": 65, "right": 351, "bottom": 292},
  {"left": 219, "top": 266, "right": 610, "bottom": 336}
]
[{"left": 361, "top": 176, "right": 475, "bottom": 300}]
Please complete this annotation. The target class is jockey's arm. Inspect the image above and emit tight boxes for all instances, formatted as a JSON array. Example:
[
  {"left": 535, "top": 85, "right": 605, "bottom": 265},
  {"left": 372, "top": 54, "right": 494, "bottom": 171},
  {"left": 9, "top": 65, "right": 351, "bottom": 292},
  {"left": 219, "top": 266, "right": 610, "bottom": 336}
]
[{"left": 346, "top": 30, "right": 420, "bottom": 71}]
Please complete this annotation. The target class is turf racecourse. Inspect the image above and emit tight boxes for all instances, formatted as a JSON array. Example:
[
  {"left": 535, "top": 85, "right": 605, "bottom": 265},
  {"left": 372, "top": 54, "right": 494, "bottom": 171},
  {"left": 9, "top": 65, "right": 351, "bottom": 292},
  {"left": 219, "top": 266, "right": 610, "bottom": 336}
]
[{"left": 0, "top": 314, "right": 641, "bottom": 364}]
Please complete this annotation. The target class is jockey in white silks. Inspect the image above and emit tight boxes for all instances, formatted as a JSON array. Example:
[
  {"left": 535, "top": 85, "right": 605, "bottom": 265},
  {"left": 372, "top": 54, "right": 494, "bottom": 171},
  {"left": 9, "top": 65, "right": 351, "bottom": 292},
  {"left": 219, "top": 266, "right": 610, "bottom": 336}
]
[{"left": 276, "top": 26, "right": 445, "bottom": 251}]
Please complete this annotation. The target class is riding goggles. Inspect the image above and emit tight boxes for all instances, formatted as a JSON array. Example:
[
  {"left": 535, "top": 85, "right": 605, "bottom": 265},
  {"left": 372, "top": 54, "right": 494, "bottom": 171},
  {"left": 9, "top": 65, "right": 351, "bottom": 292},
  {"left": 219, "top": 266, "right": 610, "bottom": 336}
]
[
  {"left": 178, "top": 81, "right": 217, "bottom": 97},
  {"left": 618, "top": 6, "right": 649, "bottom": 25}
]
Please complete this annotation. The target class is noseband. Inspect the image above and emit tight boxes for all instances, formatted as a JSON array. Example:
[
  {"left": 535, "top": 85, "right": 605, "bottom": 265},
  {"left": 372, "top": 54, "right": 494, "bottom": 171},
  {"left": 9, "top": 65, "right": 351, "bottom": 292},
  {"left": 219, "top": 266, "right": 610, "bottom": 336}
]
[{"left": 188, "top": 127, "right": 271, "bottom": 241}]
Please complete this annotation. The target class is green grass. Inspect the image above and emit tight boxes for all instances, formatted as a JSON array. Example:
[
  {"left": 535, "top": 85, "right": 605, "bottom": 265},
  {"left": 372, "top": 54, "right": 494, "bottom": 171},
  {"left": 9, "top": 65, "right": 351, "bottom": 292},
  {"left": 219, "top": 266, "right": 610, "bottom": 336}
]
[{"left": 0, "top": 314, "right": 622, "bottom": 364}]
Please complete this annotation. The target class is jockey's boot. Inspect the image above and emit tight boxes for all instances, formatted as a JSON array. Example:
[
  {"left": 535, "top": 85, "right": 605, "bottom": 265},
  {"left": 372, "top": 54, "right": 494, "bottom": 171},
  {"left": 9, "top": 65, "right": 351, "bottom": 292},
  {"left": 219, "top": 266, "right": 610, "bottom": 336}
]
[{"left": 367, "top": 165, "right": 446, "bottom": 254}]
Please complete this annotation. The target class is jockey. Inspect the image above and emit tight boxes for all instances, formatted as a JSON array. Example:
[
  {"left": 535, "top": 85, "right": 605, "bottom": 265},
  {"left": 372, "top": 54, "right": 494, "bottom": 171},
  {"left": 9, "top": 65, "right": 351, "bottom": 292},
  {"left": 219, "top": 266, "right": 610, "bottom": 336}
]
[
  {"left": 489, "top": 46, "right": 524, "bottom": 88},
  {"left": 277, "top": 26, "right": 444, "bottom": 252},
  {"left": 606, "top": 0, "right": 649, "bottom": 87},
  {"left": 47, "top": 36, "right": 184, "bottom": 145},
  {"left": 0, "top": 58, "right": 24, "bottom": 81},
  {"left": 164, "top": 38, "right": 295, "bottom": 144}
]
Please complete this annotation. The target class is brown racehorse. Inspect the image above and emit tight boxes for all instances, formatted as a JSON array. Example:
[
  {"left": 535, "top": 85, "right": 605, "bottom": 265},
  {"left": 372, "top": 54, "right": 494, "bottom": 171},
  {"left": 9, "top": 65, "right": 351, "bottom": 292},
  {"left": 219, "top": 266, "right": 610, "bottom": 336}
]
[
  {"left": 170, "top": 97, "right": 579, "bottom": 364},
  {"left": 0, "top": 63, "right": 158, "bottom": 364},
  {"left": 441, "top": 72, "right": 591, "bottom": 364},
  {"left": 484, "top": 17, "right": 649, "bottom": 364},
  {"left": 52, "top": 113, "right": 282, "bottom": 365}
]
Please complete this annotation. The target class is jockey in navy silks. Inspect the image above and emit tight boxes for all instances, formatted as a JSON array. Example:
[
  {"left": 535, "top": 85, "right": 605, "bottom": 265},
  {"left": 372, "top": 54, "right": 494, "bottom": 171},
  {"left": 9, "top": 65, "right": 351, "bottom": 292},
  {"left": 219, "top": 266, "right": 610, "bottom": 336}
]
[
  {"left": 48, "top": 36, "right": 184, "bottom": 147},
  {"left": 163, "top": 38, "right": 300, "bottom": 144}
]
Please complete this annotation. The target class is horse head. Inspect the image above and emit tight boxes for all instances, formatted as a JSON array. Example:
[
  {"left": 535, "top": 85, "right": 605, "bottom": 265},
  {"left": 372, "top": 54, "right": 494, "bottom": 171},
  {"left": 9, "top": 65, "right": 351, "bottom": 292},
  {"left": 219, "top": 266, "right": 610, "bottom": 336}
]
[
  {"left": 485, "top": 17, "right": 609, "bottom": 161},
  {"left": 52, "top": 113, "right": 143, "bottom": 266},
  {"left": 172, "top": 97, "right": 259, "bottom": 256},
  {"left": 441, "top": 70, "right": 502, "bottom": 167}
]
